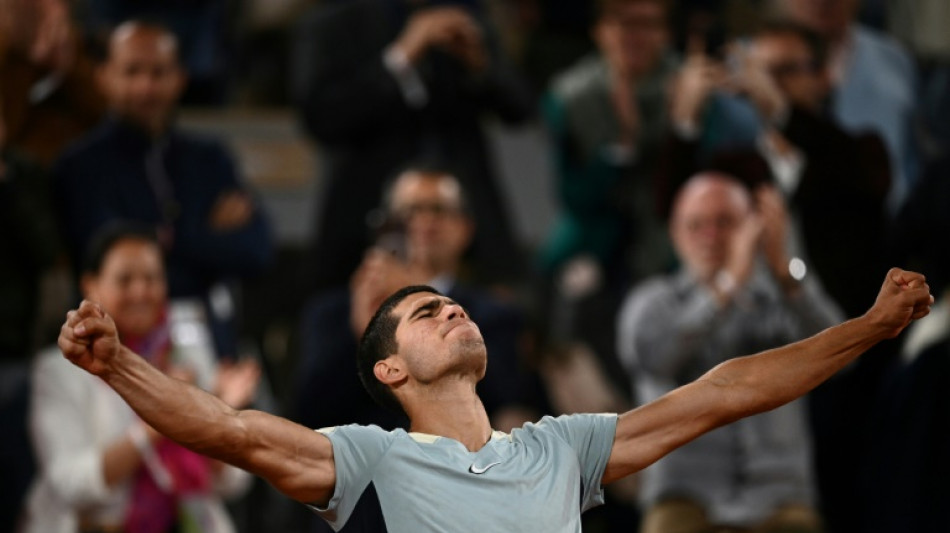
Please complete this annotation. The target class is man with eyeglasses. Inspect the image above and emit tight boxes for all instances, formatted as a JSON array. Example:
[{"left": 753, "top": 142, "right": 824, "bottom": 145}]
[{"left": 618, "top": 172, "right": 843, "bottom": 533}]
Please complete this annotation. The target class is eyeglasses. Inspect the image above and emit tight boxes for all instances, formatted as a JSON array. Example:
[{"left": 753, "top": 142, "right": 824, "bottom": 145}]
[
  {"left": 767, "top": 61, "right": 818, "bottom": 78},
  {"left": 394, "top": 202, "right": 463, "bottom": 219}
]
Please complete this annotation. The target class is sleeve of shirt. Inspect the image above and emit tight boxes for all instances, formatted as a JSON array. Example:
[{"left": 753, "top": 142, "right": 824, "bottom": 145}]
[
  {"left": 534, "top": 413, "right": 618, "bottom": 512},
  {"left": 306, "top": 424, "right": 394, "bottom": 531},
  {"left": 30, "top": 350, "right": 113, "bottom": 507}
]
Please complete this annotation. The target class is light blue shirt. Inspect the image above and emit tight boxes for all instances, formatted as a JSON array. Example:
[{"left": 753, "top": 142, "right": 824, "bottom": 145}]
[{"left": 310, "top": 413, "right": 618, "bottom": 532}]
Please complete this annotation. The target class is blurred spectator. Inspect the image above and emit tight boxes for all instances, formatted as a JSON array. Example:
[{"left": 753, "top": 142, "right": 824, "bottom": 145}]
[
  {"left": 79, "top": 0, "right": 234, "bottom": 105},
  {"left": 536, "top": 0, "right": 680, "bottom": 432},
  {"left": 703, "top": 0, "right": 917, "bottom": 213},
  {"left": 494, "top": 0, "right": 597, "bottom": 95},
  {"left": 23, "top": 223, "right": 259, "bottom": 533},
  {"left": 53, "top": 21, "right": 274, "bottom": 359},
  {"left": 887, "top": 0, "right": 950, "bottom": 159},
  {"left": 0, "top": 113, "right": 60, "bottom": 533},
  {"left": 778, "top": 0, "right": 917, "bottom": 212},
  {"left": 663, "top": 26, "right": 896, "bottom": 531},
  {"left": 663, "top": 19, "right": 891, "bottom": 319},
  {"left": 294, "top": 167, "right": 544, "bottom": 532},
  {"left": 540, "top": 0, "right": 677, "bottom": 292},
  {"left": 617, "top": 173, "right": 842, "bottom": 533},
  {"left": 0, "top": 0, "right": 105, "bottom": 167},
  {"left": 291, "top": 0, "right": 535, "bottom": 292}
]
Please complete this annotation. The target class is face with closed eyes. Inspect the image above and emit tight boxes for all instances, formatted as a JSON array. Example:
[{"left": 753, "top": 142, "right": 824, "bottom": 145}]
[{"left": 384, "top": 292, "right": 487, "bottom": 386}]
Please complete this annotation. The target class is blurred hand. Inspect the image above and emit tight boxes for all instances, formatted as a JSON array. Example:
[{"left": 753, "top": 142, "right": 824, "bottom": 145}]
[
  {"left": 394, "top": 6, "right": 488, "bottom": 72},
  {"left": 30, "top": 0, "right": 74, "bottom": 73},
  {"left": 726, "top": 43, "right": 787, "bottom": 123},
  {"left": 215, "top": 358, "right": 261, "bottom": 409},
  {"left": 209, "top": 190, "right": 254, "bottom": 232},
  {"left": 349, "top": 248, "right": 419, "bottom": 336},
  {"left": 722, "top": 208, "right": 763, "bottom": 291},
  {"left": 670, "top": 36, "right": 727, "bottom": 129},
  {"left": 59, "top": 300, "right": 121, "bottom": 377},
  {"left": 754, "top": 185, "right": 791, "bottom": 281}
]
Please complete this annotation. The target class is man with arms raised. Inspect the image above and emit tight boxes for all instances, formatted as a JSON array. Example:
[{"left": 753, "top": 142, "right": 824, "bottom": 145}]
[{"left": 58, "top": 267, "right": 932, "bottom": 531}]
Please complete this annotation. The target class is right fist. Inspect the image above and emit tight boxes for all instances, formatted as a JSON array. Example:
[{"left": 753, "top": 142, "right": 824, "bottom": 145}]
[{"left": 59, "top": 300, "right": 121, "bottom": 377}]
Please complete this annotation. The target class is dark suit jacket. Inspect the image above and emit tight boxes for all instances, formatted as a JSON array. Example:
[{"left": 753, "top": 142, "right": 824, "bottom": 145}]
[
  {"left": 291, "top": 0, "right": 535, "bottom": 290},
  {"left": 52, "top": 118, "right": 274, "bottom": 357},
  {"left": 53, "top": 118, "right": 273, "bottom": 298}
]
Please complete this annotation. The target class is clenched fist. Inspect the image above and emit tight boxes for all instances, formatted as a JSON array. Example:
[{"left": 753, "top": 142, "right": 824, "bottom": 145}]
[
  {"left": 866, "top": 268, "right": 934, "bottom": 339},
  {"left": 59, "top": 300, "right": 122, "bottom": 377}
]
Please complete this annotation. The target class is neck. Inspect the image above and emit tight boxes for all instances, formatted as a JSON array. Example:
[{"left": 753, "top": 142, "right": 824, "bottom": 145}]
[{"left": 405, "top": 380, "right": 492, "bottom": 452}]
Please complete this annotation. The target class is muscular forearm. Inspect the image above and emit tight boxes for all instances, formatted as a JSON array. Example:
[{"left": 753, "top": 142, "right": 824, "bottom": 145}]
[
  {"left": 102, "top": 346, "right": 247, "bottom": 464},
  {"left": 700, "top": 313, "right": 885, "bottom": 422},
  {"left": 608, "top": 269, "right": 930, "bottom": 484}
]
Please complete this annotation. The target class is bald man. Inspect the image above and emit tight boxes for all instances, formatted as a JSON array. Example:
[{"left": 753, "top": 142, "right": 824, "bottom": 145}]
[
  {"left": 52, "top": 21, "right": 273, "bottom": 358},
  {"left": 617, "top": 173, "right": 844, "bottom": 533}
]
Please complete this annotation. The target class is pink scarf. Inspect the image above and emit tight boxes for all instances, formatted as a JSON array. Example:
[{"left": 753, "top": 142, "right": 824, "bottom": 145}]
[{"left": 121, "top": 310, "right": 213, "bottom": 533}]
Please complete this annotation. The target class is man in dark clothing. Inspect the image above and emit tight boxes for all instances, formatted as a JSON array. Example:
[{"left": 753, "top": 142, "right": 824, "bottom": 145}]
[
  {"left": 53, "top": 21, "right": 273, "bottom": 358},
  {"left": 291, "top": 0, "right": 535, "bottom": 290}
]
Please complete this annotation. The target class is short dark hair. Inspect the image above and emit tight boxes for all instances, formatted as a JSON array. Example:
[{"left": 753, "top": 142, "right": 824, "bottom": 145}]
[
  {"left": 82, "top": 221, "right": 161, "bottom": 275},
  {"left": 754, "top": 18, "right": 830, "bottom": 70},
  {"left": 356, "top": 285, "right": 442, "bottom": 416},
  {"left": 595, "top": 0, "right": 670, "bottom": 21}
]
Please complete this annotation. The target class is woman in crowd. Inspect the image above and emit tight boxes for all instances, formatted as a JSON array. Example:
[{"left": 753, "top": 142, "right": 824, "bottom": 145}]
[{"left": 23, "top": 222, "right": 259, "bottom": 533}]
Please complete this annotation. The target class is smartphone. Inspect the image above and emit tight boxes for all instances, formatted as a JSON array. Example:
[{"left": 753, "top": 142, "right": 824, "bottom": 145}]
[{"left": 370, "top": 211, "right": 408, "bottom": 262}]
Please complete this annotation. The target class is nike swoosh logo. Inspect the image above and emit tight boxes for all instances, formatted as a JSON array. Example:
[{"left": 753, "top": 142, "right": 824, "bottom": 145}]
[{"left": 469, "top": 461, "right": 502, "bottom": 474}]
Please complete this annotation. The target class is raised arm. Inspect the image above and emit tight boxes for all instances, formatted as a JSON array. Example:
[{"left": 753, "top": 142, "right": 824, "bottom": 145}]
[
  {"left": 602, "top": 268, "right": 933, "bottom": 484},
  {"left": 58, "top": 301, "right": 336, "bottom": 506}
]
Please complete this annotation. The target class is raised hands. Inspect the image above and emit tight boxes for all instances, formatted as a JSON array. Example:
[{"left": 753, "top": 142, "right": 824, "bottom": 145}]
[
  {"left": 215, "top": 358, "right": 261, "bottom": 409},
  {"left": 725, "top": 42, "right": 787, "bottom": 123},
  {"left": 670, "top": 36, "right": 728, "bottom": 131},
  {"left": 394, "top": 6, "right": 487, "bottom": 72},
  {"left": 59, "top": 300, "right": 122, "bottom": 377},
  {"left": 209, "top": 190, "right": 255, "bottom": 232},
  {"left": 754, "top": 186, "right": 794, "bottom": 285}
]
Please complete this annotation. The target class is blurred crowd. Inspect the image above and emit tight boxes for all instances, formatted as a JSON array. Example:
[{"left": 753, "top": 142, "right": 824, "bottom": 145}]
[{"left": 1, "top": 0, "right": 949, "bottom": 532}]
